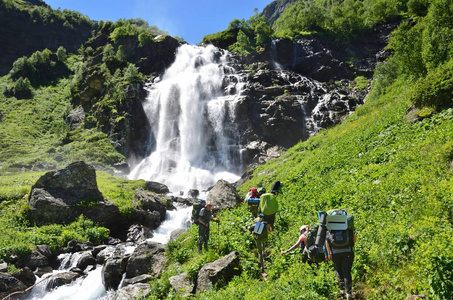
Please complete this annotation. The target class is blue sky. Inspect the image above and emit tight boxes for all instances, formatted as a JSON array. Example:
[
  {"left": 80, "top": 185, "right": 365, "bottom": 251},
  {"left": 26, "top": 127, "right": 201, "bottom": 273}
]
[{"left": 44, "top": 0, "right": 272, "bottom": 45}]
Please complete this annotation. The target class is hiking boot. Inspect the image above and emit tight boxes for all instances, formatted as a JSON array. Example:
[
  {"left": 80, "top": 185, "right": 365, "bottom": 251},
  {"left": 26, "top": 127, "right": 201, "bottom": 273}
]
[
  {"left": 339, "top": 290, "right": 345, "bottom": 298},
  {"left": 346, "top": 293, "right": 353, "bottom": 299}
]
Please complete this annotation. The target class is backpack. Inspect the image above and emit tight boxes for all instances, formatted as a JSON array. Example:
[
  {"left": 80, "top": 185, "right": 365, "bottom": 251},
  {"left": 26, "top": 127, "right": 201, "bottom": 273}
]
[
  {"left": 249, "top": 187, "right": 259, "bottom": 199},
  {"left": 270, "top": 180, "right": 282, "bottom": 194},
  {"left": 259, "top": 193, "right": 279, "bottom": 215},
  {"left": 325, "top": 210, "right": 355, "bottom": 249},
  {"left": 191, "top": 199, "right": 206, "bottom": 225},
  {"left": 252, "top": 221, "right": 268, "bottom": 240},
  {"left": 305, "top": 223, "right": 326, "bottom": 263}
]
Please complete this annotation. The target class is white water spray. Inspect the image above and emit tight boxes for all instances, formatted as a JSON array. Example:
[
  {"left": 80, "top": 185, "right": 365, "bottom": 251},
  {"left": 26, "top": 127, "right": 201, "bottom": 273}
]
[{"left": 129, "top": 44, "right": 243, "bottom": 193}]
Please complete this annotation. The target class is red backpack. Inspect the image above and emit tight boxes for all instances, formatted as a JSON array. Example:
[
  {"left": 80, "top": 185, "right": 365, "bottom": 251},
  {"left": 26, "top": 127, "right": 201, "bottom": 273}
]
[{"left": 249, "top": 187, "right": 259, "bottom": 199}]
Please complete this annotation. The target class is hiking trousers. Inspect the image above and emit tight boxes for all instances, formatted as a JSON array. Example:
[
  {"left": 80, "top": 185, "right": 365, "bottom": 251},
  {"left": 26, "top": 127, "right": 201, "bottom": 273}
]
[
  {"left": 255, "top": 238, "right": 266, "bottom": 267},
  {"left": 198, "top": 224, "right": 210, "bottom": 251},
  {"left": 332, "top": 251, "right": 354, "bottom": 294}
]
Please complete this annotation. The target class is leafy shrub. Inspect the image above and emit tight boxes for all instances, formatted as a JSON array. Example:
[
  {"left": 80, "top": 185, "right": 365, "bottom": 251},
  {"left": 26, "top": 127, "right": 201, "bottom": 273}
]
[
  {"left": 9, "top": 49, "right": 70, "bottom": 86},
  {"left": 12, "top": 77, "right": 33, "bottom": 98},
  {"left": 410, "top": 58, "right": 453, "bottom": 110}
]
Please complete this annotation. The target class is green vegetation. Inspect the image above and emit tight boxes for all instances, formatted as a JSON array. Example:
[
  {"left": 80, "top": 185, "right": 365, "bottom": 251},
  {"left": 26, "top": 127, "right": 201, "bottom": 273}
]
[
  {"left": 202, "top": 10, "right": 273, "bottom": 55},
  {"left": 0, "top": 1, "right": 452, "bottom": 299},
  {"left": 96, "top": 171, "right": 147, "bottom": 215},
  {"left": 145, "top": 1, "right": 453, "bottom": 299},
  {"left": 0, "top": 170, "right": 147, "bottom": 261},
  {"left": 202, "top": 0, "right": 433, "bottom": 54},
  {"left": 0, "top": 58, "right": 124, "bottom": 173},
  {"left": 0, "top": 168, "right": 110, "bottom": 260}
]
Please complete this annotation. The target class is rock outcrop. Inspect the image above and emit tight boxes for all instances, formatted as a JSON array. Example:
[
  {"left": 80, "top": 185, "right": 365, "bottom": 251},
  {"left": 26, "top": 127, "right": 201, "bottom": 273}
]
[
  {"left": 206, "top": 180, "right": 242, "bottom": 212},
  {"left": 28, "top": 162, "right": 171, "bottom": 237},
  {"left": 28, "top": 161, "right": 124, "bottom": 234},
  {"left": 196, "top": 251, "right": 241, "bottom": 292}
]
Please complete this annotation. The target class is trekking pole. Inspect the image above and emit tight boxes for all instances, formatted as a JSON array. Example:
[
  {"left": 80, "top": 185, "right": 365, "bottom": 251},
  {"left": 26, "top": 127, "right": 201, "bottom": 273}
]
[{"left": 217, "top": 221, "right": 220, "bottom": 254}]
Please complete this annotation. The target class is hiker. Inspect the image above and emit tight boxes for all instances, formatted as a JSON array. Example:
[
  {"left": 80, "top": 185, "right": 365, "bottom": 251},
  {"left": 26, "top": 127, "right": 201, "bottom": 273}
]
[
  {"left": 325, "top": 210, "right": 357, "bottom": 299},
  {"left": 250, "top": 216, "right": 269, "bottom": 271},
  {"left": 257, "top": 187, "right": 266, "bottom": 197},
  {"left": 244, "top": 187, "right": 261, "bottom": 218},
  {"left": 258, "top": 181, "right": 282, "bottom": 231},
  {"left": 281, "top": 225, "right": 310, "bottom": 263},
  {"left": 197, "top": 202, "right": 219, "bottom": 252}
]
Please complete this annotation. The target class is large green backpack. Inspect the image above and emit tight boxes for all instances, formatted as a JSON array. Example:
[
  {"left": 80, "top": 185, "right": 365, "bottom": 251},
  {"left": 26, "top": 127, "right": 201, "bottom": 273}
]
[
  {"left": 259, "top": 193, "right": 279, "bottom": 215},
  {"left": 191, "top": 199, "right": 206, "bottom": 225}
]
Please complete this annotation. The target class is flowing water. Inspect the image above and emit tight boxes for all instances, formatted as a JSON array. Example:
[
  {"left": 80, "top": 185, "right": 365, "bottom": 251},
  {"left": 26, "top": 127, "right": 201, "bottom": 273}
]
[
  {"left": 27, "top": 44, "right": 243, "bottom": 299},
  {"left": 128, "top": 44, "right": 243, "bottom": 194},
  {"left": 27, "top": 206, "right": 192, "bottom": 300}
]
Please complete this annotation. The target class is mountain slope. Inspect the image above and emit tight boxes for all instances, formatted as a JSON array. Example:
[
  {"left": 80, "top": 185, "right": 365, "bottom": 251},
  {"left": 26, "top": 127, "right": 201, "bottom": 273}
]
[{"left": 0, "top": 0, "right": 95, "bottom": 75}]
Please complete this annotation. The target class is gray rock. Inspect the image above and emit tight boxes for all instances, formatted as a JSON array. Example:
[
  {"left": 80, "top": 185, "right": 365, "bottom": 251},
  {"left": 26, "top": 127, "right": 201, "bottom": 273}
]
[
  {"left": 169, "top": 273, "right": 194, "bottom": 296},
  {"left": 126, "top": 225, "right": 154, "bottom": 243},
  {"left": 196, "top": 251, "right": 241, "bottom": 292},
  {"left": 133, "top": 189, "right": 167, "bottom": 220},
  {"left": 125, "top": 241, "right": 165, "bottom": 278},
  {"left": 46, "top": 271, "right": 81, "bottom": 290},
  {"left": 76, "top": 252, "right": 96, "bottom": 271},
  {"left": 28, "top": 161, "right": 125, "bottom": 235},
  {"left": 170, "top": 228, "right": 188, "bottom": 241},
  {"left": 24, "top": 248, "right": 49, "bottom": 271},
  {"left": 122, "top": 274, "right": 153, "bottom": 287},
  {"left": 65, "top": 106, "right": 85, "bottom": 130},
  {"left": 0, "top": 263, "right": 7, "bottom": 273},
  {"left": 145, "top": 181, "right": 170, "bottom": 194},
  {"left": 206, "top": 180, "right": 242, "bottom": 212},
  {"left": 115, "top": 283, "right": 151, "bottom": 300},
  {"left": 102, "top": 256, "right": 129, "bottom": 291},
  {"left": 12, "top": 267, "right": 35, "bottom": 287},
  {"left": 0, "top": 272, "right": 27, "bottom": 296}
]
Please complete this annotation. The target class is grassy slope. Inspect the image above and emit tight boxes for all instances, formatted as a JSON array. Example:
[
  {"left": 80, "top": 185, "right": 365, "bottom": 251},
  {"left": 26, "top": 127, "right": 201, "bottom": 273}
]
[
  {"left": 157, "top": 76, "right": 452, "bottom": 300},
  {"left": 0, "top": 55, "right": 125, "bottom": 173}
]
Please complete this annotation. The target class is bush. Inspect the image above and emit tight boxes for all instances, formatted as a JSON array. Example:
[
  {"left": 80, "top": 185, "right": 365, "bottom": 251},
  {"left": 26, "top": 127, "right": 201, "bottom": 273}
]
[
  {"left": 411, "top": 58, "right": 453, "bottom": 110},
  {"left": 12, "top": 77, "right": 33, "bottom": 98}
]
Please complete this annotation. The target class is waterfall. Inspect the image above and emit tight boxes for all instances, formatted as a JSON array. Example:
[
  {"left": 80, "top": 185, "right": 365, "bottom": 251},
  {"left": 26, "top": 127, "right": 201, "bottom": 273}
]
[{"left": 129, "top": 44, "right": 243, "bottom": 193}]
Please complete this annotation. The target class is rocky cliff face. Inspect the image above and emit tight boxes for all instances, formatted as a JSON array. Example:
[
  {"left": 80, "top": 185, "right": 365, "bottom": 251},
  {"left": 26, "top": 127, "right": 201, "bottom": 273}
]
[
  {"left": 261, "top": 0, "right": 300, "bottom": 25},
  {"left": 99, "top": 23, "right": 392, "bottom": 173},
  {"left": 61, "top": 15, "right": 393, "bottom": 175}
]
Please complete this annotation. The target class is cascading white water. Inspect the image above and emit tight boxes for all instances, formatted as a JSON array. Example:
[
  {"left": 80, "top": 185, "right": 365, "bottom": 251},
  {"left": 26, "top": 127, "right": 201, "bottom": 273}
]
[
  {"left": 129, "top": 44, "right": 243, "bottom": 193},
  {"left": 27, "top": 44, "right": 244, "bottom": 300},
  {"left": 149, "top": 204, "right": 193, "bottom": 244},
  {"left": 26, "top": 206, "right": 192, "bottom": 300}
]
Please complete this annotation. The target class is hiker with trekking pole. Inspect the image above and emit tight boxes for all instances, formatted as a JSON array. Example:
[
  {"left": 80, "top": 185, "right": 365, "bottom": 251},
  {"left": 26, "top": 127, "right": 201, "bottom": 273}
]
[{"left": 197, "top": 202, "right": 219, "bottom": 253}]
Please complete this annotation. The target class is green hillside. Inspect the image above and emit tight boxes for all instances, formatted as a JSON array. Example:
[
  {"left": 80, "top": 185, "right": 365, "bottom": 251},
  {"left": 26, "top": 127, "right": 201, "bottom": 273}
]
[
  {"left": 0, "top": 0, "right": 452, "bottom": 299},
  {"left": 151, "top": 1, "right": 453, "bottom": 299}
]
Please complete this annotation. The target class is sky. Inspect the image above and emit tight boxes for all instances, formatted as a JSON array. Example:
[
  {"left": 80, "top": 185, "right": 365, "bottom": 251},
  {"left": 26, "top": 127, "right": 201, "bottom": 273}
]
[{"left": 44, "top": 0, "right": 272, "bottom": 45}]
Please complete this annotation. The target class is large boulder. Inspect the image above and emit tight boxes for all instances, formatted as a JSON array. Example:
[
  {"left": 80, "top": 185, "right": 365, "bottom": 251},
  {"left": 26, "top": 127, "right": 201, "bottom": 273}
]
[
  {"left": 145, "top": 181, "right": 170, "bottom": 194},
  {"left": 125, "top": 241, "right": 166, "bottom": 279},
  {"left": 46, "top": 271, "right": 81, "bottom": 290},
  {"left": 130, "top": 189, "right": 168, "bottom": 229},
  {"left": 133, "top": 189, "right": 167, "bottom": 221},
  {"left": 206, "top": 180, "right": 242, "bottom": 212},
  {"left": 196, "top": 251, "right": 241, "bottom": 292},
  {"left": 102, "top": 256, "right": 129, "bottom": 291},
  {"left": 0, "top": 272, "right": 27, "bottom": 299},
  {"left": 28, "top": 161, "right": 125, "bottom": 235}
]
